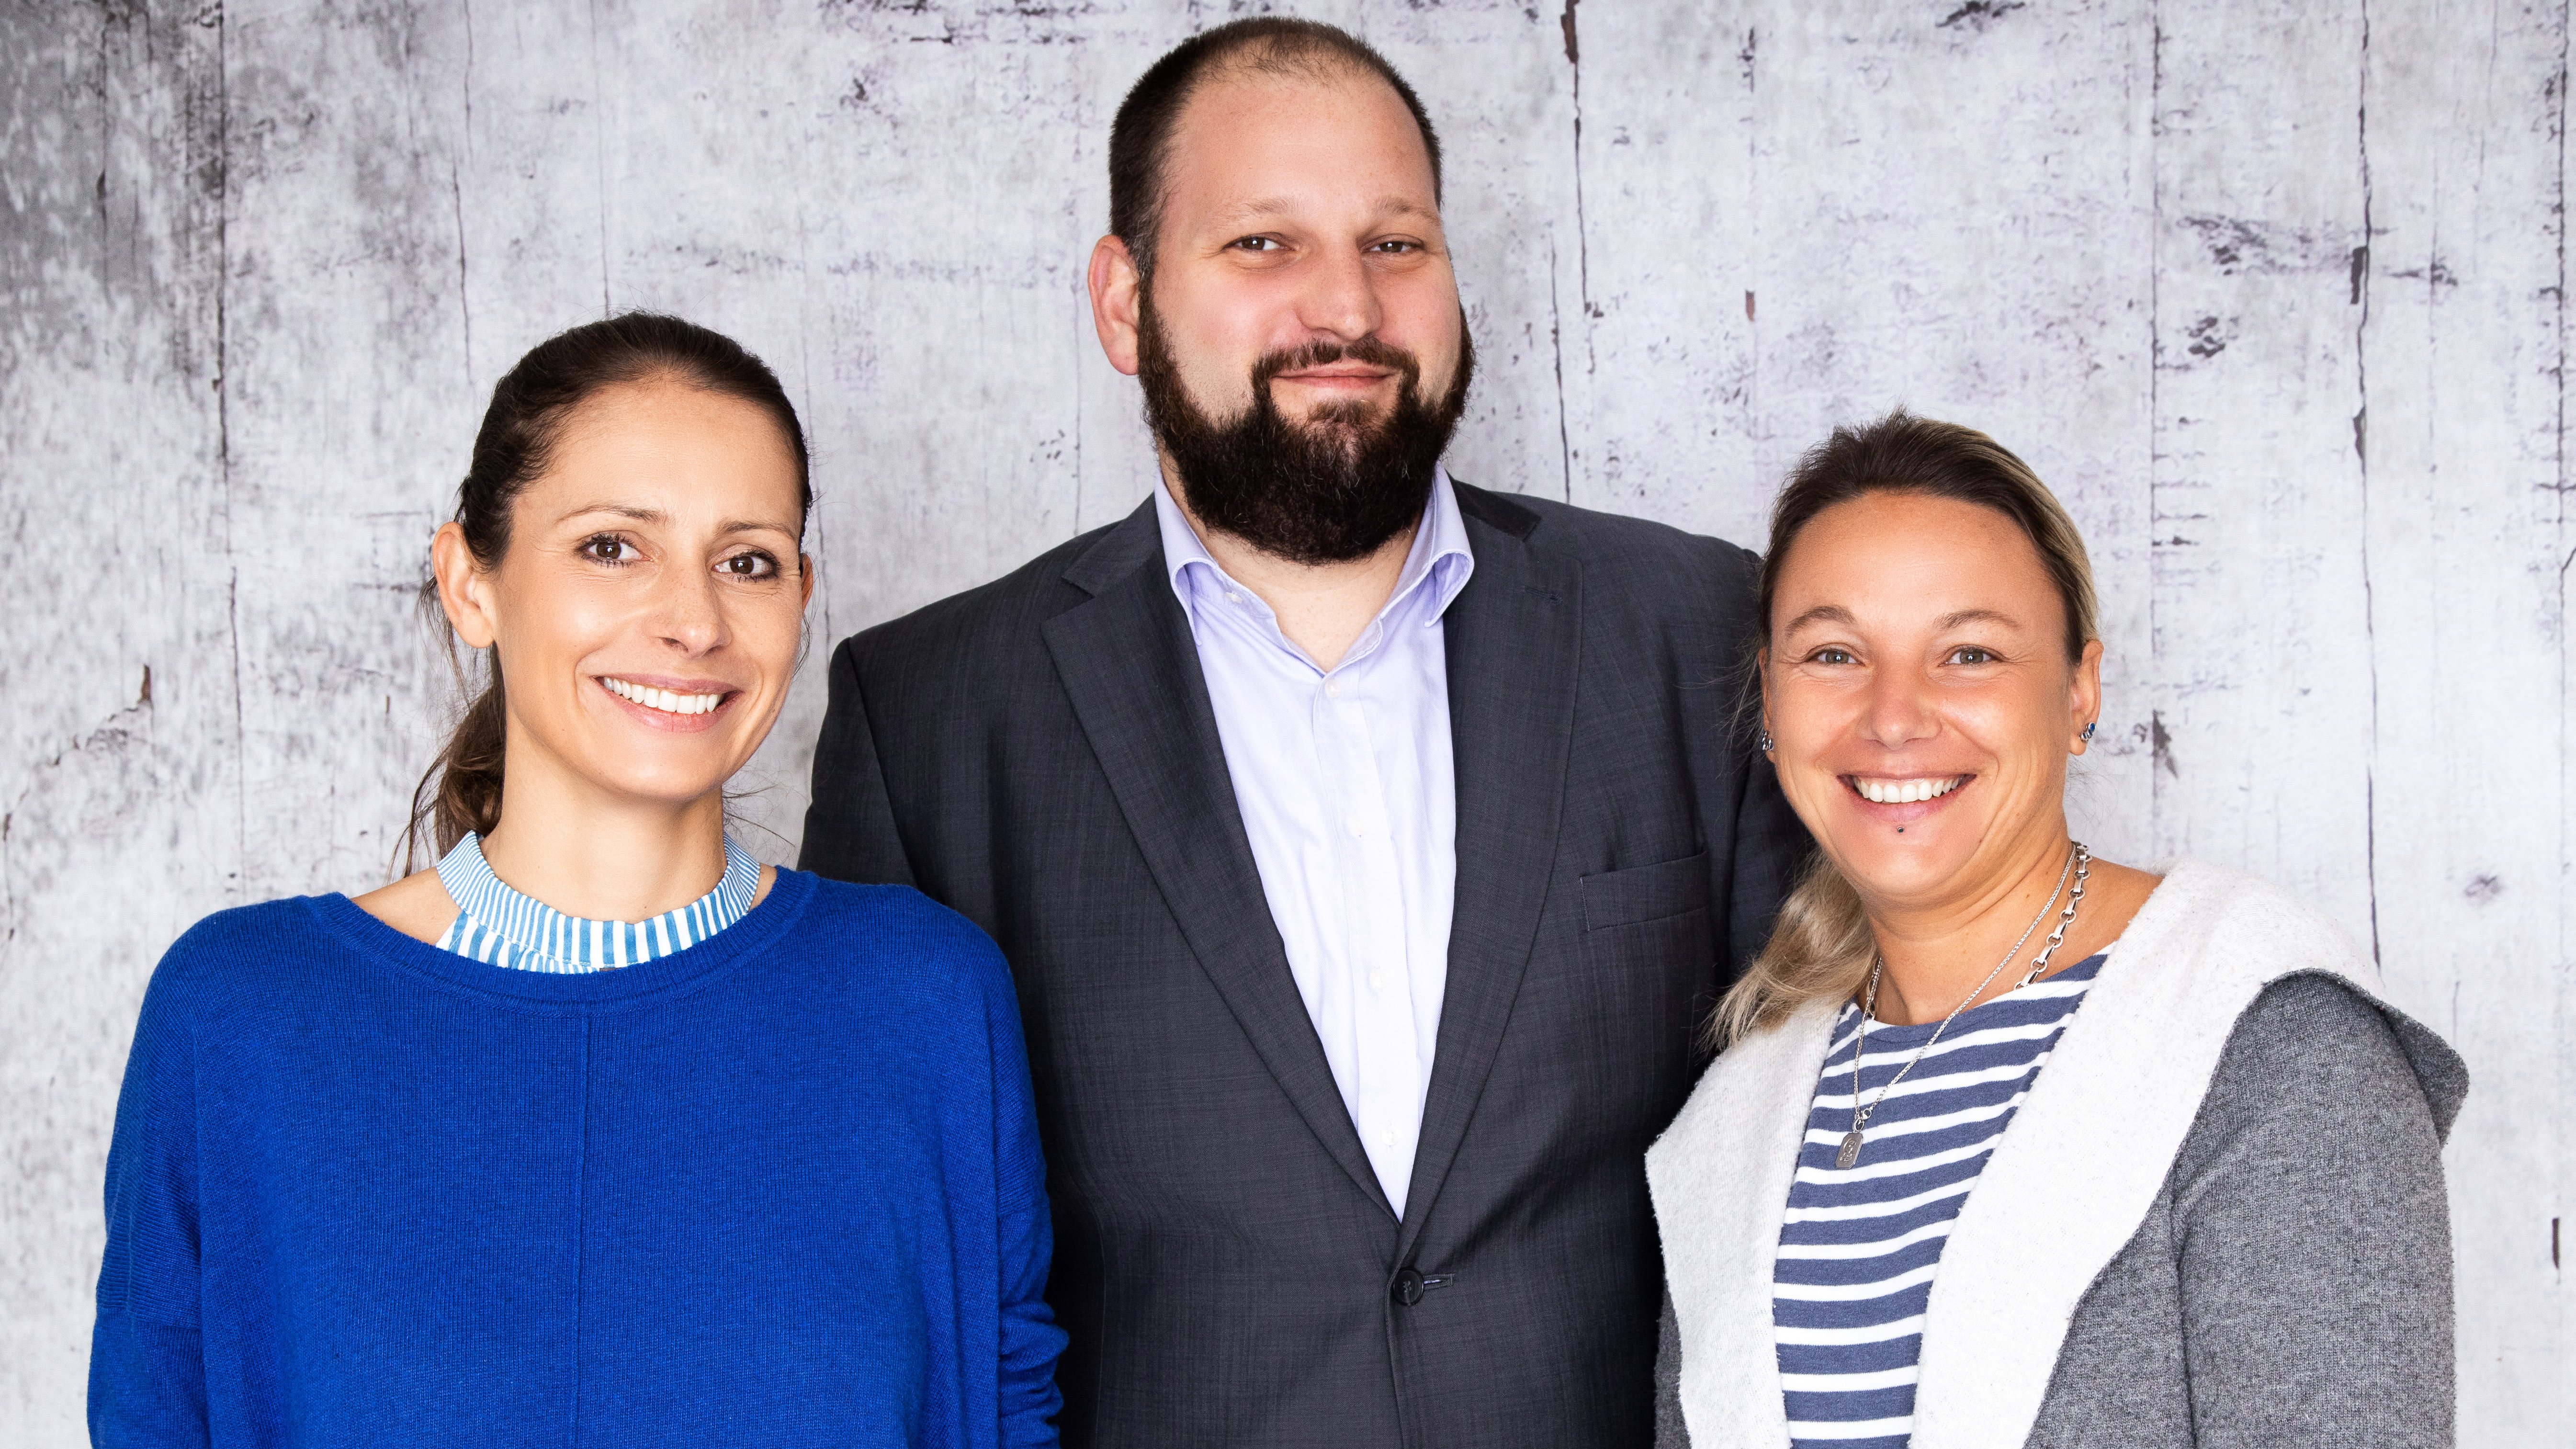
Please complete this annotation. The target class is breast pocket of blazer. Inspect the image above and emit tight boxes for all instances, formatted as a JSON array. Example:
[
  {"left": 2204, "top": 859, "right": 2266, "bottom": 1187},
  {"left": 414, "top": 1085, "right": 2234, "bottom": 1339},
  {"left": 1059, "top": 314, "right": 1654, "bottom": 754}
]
[
  {"left": 1566, "top": 850, "right": 1710, "bottom": 943},
  {"left": 1573, "top": 851, "right": 1718, "bottom": 1060}
]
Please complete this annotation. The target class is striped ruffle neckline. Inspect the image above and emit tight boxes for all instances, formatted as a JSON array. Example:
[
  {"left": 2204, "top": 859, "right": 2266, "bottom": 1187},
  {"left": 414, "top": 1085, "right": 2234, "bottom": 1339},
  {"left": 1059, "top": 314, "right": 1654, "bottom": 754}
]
[{"left": 432, "top": 831, "right": 760, "bottom": 974}]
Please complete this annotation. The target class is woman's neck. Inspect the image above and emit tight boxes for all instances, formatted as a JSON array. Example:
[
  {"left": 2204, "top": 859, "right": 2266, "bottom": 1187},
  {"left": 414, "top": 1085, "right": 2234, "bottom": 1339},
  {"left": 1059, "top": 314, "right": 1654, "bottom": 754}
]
[
  {"left": 476, "top": 765, "right": 732, "bottom": 926},
  {"left": 1860, "top": 826, "right": 2141, "bottom": 1027}
]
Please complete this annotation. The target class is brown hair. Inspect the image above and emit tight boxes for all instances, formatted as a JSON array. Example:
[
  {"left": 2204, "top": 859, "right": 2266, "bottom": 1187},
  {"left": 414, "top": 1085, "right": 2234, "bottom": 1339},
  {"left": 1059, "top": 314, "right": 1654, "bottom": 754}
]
[
  {"left": 401, "top": 312, "right": 810, "bottom": 872},
  {"left": 1108, "top": 18, "right": 1443, "bottom": 280},
  {"left": 1710, "top": 411, "right": 2099, "bottom": 1047}
]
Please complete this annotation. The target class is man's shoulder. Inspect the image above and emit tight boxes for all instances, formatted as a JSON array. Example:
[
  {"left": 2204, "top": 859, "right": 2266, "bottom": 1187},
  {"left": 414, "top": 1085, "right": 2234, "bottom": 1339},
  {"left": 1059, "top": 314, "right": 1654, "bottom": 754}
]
[
  {"left": 841, "top": 505, "right": 1154, "bottom": 668},
  {"left": 1453, "top": 480, "right": 1761, "bottom": 582}
]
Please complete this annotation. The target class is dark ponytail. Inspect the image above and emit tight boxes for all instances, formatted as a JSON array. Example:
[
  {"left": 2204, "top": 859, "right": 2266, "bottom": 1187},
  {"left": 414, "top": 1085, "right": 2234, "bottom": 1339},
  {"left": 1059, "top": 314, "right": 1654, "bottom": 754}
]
[{"left": 402, "top": 312, "right": 811, "bottom": 873}]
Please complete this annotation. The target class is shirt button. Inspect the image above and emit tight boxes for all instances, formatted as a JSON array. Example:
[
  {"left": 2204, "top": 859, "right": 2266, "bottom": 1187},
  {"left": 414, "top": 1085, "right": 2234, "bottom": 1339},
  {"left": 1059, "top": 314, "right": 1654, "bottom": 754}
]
[
  {"left": 1347, "top": 816, "right": 1367, "bottom": 838},
  {"left": 1225, "top": 590, "right": 1243, "bottom": 604},
  {"left": 1324, "top": 679, "right": 1341, "bottom": 699},
  {"left": 1369, "top": 969, "right": 1387, "bottom": 991}
]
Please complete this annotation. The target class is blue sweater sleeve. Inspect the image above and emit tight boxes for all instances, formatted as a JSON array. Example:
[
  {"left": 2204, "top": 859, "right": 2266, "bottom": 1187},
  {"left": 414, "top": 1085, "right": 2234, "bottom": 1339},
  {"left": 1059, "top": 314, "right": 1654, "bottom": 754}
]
[
  {"left": 987, "top": 964, "right": 1067, "bottom": 1448},
  {"left": 90, "top": 949, "right": 210, "bottom": 1448}
]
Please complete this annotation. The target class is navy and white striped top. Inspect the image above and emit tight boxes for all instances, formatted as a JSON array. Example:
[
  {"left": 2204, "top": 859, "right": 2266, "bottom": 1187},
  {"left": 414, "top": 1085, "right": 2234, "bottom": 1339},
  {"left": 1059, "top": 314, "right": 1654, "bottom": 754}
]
[
  {"left": 433, "top": 830, "right": 761, "bottom": 974},
  {"left": 1772, "top": 951, "right": 2111, "bottom": 1448}
]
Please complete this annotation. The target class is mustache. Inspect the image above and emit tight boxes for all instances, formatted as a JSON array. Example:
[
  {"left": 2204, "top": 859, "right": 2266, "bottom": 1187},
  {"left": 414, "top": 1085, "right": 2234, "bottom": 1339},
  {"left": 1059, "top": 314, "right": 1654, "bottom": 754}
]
[{"left": 1250, "top": 337, "right": 1425, "bottom": 399}]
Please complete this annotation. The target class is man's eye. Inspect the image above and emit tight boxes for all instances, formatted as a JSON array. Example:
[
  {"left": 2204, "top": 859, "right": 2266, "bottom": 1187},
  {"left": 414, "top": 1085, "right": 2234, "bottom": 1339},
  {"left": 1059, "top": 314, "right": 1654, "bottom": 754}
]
[
  {"left": 1371, "top": 239, "right": 1421, "bottom": 254},
  {"left": 718, "top": 553, "right": 778, "bottom": 578},
  {"left": 1231, "top": 237, "right": 1280, "bottom": 252},
  {"left": 581, "top": 535, "right": 639, "bottom": 565}
]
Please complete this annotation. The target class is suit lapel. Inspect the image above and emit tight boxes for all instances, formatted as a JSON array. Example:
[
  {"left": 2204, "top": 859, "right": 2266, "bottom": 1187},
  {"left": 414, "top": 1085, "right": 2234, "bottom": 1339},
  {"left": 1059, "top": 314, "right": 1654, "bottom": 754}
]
[
  {"left": 1398, "top": 500, "right": 1582, "bottom": 1254},
  {"left": 1043, "top": 503, "right": 1394, "bottom": 1219}
]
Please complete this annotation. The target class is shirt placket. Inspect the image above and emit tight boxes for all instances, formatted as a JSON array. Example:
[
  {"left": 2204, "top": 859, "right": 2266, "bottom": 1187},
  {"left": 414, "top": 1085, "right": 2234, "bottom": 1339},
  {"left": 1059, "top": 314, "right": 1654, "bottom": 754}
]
[{"left": 1312, "top": 634, "right": 1424, "bottom": 1212}]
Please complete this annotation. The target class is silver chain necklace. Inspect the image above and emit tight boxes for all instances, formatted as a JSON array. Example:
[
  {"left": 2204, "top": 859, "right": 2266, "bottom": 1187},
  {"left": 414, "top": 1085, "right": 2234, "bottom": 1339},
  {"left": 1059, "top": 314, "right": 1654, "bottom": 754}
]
[{"left": 1835, "top": 841, "right": 2092, "bottom": 1170}]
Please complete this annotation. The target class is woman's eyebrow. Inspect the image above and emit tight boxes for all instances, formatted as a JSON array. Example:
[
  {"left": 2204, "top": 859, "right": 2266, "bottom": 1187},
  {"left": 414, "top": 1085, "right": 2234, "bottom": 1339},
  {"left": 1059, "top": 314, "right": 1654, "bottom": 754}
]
[
  {"left": 1935, "top": 608, "right": 2020, "bottom": 631},
  {"left": 552, "top": 505, "right": 797, "bottom": 538},
  {"left": 558, "top": 503, "right": 664, "bottom": 524},
  {"left": 1782, "top": 604, "right": 1856, "bottom": 633}
]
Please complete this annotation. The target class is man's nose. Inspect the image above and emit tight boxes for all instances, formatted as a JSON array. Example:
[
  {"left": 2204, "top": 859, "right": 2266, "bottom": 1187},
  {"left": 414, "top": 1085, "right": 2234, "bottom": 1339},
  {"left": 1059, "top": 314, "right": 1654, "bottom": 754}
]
[{"left": 1294, "top": 244, "right": 1384, "bottom": 342}]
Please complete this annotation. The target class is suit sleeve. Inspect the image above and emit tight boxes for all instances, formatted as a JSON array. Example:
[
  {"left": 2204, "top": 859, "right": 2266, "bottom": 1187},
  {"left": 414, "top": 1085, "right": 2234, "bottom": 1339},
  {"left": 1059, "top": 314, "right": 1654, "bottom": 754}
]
[
  {"left": 986, "top": 953, "right": 1068, "bottom": 1447},
  {"left": 90, "top": 957, "right": 210, "bottom": 1448},
  {"left": 798, "top": 634, "right": 919, "bottom": 887},
  {"left": 2171, "top": 976, "right": 2456, "bottom": 1447}
]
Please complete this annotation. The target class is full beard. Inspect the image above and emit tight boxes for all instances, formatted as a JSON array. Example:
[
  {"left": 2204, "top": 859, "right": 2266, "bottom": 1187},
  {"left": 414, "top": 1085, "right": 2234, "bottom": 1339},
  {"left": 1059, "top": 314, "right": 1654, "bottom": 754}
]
[{"left": 1136, "top": 294, "right": 1475, "bottom": 566}]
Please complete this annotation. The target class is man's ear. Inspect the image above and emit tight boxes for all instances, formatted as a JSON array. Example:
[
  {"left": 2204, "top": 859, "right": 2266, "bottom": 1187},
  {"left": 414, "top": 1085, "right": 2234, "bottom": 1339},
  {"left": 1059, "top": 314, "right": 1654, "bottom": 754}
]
[
  {"left": 431, "top": 522, "right": 498, "bottom": 650},
  {"left": 1087, "top": 234, "right": 1144, "bottom": 377}
]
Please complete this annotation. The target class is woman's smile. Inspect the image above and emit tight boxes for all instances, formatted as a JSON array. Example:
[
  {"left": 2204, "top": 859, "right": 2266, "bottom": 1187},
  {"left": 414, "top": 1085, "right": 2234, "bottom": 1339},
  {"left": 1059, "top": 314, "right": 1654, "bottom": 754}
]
[
  {"left": 1841, "top": 772, "right": 1974, "bottom": 824},
  {"left": 595, "top": 673, "right": 742, "bottom": 733}
]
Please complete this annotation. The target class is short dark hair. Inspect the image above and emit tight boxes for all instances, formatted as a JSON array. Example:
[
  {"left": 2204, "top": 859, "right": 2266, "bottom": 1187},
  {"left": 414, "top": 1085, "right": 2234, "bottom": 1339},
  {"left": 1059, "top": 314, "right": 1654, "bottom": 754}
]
[{"left": 1108, "top": 18, "right": 1444, "bottom": 279}]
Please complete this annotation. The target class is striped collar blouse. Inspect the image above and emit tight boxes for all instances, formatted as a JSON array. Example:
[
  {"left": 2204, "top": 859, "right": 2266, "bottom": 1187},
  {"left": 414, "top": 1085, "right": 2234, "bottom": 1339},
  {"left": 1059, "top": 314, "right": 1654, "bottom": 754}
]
[
  {"left": 1771, "top": 951, "right": 2111, "bottom": 1449},
  {"left": 432, "top": 831, "right": 761, "bottom": 974}
]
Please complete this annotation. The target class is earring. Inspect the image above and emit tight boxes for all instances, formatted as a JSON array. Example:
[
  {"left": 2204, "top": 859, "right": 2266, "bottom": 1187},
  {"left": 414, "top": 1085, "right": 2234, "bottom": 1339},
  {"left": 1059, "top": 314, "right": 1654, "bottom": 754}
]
[
  {"left": 2080, "top": 721, "right": 2098, "bottom": 741},
  {"left": 1757, "top": 727, "right": 1774, "bottom": 752}
]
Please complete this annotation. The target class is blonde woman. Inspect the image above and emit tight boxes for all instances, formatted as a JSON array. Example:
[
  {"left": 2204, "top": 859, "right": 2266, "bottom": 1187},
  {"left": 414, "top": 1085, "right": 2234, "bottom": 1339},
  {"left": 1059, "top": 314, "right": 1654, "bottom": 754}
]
[{"left": 1649, "top": 414, "right": 2464, "bottom": 1448}]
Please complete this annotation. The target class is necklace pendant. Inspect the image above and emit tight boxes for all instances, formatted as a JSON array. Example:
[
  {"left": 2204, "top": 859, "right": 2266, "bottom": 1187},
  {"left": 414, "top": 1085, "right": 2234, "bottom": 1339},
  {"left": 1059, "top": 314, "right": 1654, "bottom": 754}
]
[{"left": 1835, "top": 1130, "right": 1865, "bottom": 1170}]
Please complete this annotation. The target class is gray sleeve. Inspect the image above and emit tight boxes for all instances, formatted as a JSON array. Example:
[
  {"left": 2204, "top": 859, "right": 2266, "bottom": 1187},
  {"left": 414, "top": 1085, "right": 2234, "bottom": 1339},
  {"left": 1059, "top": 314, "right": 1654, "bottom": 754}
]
[
  {"left": 1654, "top": 1289, "right": 1691, "bottom": 1449},
  {"left": 2169, "top": 974, "right": 2457, "bottom": 1448}
]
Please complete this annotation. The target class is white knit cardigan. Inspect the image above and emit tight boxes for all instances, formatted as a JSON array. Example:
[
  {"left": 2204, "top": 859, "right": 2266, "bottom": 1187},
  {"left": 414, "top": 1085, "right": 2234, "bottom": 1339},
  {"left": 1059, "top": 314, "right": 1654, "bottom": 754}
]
[{"left": 1645, "top": 858, "right": 2427, "bottom": 1449}]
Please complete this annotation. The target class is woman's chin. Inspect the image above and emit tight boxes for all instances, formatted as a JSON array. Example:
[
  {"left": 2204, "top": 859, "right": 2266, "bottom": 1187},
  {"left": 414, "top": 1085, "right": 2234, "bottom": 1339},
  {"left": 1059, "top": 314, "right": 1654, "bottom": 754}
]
[
  {"left": 1825, "top": 828, "right": 1977, "bottom": 904},
  {"left": 569, "top": 751, "right": 740, "bottom": 811}
]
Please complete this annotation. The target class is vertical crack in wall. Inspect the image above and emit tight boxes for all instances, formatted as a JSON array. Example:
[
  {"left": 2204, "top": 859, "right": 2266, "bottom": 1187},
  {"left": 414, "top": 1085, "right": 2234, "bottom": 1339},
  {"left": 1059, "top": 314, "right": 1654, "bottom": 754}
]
[
  {"left": 2553, "top": 0, "right": 2572, "bottom": 1133},
  {"left": 1547, "top": 237, "right": 1572, "bottom": 502},
  {"left": 2354, "top": 0, "right": 2381, "bottom": 965},
  {"left": 1561, "top": 0, "right": 1591, "bottom": 314},
  {"left": 792, "top": 140, "right": 833, "bottom": 644},
  {"left": 457, "top": 0, "right": 475, "bottom": 392},
  {"left": 212, "top": 0, "right": 248, "bottom": 897},
  {"left": 587, "top": 0, "right": 610, "bottom": 314},
  {"left": 1559, "top": 0, "right": 1587, "bottom": 504},
  {"left": 2146, "top": 2, "right": 2167, "bottom": 839},
  {"left": 1742, "top": 26, "right": 1759, "bottom": 462},
  {"left": 451, "top": 166, "right": 472, "bottom": 393}
]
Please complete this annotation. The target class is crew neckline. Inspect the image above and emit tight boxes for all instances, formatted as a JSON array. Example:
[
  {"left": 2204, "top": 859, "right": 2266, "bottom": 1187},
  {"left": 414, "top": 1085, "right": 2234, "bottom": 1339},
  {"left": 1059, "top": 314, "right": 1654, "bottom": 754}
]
[
  {"left": 305, "top": 867, "right": 819, "bottom": 1011},
  {"left": 1852, "top": 948, "right": 2112, "bottom": 1041}
]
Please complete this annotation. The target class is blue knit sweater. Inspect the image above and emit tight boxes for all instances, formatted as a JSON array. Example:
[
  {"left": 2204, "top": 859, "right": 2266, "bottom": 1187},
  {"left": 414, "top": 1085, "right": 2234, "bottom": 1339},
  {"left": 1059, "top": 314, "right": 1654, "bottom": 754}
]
[{"left": 90, "top": 868, "right": 1065, "bottom": 1447}]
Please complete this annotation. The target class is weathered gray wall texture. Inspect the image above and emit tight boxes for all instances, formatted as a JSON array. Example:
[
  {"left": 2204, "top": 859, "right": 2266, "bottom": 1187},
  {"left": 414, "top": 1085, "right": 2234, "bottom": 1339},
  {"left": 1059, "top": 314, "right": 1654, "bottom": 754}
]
[{"left": 3, "top": 0, "right": 2569, "bottom": 1440}]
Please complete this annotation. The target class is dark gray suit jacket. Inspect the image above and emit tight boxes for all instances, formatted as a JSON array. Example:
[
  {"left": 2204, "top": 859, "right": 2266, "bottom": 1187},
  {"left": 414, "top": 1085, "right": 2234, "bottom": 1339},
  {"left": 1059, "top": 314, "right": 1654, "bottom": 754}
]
[{"left": 800, "top": 482, "right": 1807, "bottom": 1449}]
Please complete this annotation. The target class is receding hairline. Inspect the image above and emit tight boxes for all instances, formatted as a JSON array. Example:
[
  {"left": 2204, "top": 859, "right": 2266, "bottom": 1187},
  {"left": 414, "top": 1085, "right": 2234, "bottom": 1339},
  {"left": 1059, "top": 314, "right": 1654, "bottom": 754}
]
[
  {"left": 1165, "top": 43, "right": 1435, "bottom": 163},
  {"left": 1113, "top": 22, "right": 1446, "bottom": 277}
]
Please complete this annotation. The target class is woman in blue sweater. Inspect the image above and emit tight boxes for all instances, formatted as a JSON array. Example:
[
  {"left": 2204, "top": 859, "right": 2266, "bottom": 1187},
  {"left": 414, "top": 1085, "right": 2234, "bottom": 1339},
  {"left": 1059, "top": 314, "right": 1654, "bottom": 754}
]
[{"left": 91, "top": 313, "right": 1065, "bottom": 1447}]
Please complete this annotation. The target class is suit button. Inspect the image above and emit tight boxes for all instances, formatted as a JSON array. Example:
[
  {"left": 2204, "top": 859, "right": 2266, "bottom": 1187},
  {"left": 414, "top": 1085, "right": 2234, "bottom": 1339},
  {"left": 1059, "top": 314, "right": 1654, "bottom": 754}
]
[{"left": 1392, "top": 1268, "right": 1424, "bottom": 1307}]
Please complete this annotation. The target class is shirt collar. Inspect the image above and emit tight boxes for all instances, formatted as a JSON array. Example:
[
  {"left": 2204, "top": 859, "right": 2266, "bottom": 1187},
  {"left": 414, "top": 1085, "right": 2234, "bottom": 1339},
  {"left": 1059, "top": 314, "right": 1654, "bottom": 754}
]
[
  {"left": 1152, "top": 464, "right": 1477, "bottom": 630},
  {"left": 434, "top": 831, "right": 761, "bottom": 973}
]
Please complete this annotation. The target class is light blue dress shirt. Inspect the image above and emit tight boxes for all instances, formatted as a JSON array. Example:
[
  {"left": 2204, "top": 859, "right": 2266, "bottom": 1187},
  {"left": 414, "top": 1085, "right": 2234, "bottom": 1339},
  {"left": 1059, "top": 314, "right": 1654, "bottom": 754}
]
[{"left": 1152, "top": 467, "right": 1476, "bottom": 1218}]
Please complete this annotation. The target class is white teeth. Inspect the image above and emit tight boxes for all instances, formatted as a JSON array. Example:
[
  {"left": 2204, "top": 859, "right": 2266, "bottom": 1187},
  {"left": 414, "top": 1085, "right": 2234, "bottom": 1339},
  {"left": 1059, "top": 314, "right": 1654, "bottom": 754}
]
[
  {"left": 1854, "top": 776, "right": 1966, "bottom": 804},
  {"left": 603, "top": 678, "right": 724, "bottom": 716}
]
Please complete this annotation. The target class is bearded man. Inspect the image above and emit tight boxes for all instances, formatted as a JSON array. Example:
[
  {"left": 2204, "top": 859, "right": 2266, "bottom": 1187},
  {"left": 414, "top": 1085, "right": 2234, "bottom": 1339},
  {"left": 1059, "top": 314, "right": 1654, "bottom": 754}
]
[{"left": 801, "top": 19, "right": 1806, "bottom": 1448}]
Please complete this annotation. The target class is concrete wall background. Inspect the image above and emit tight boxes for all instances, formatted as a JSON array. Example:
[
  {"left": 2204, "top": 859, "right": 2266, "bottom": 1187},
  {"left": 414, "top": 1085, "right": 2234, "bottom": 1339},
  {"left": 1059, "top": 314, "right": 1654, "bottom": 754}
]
[{"left": 3, "top": 0, "right": 2568, "bottom": 1440}]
